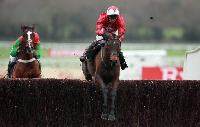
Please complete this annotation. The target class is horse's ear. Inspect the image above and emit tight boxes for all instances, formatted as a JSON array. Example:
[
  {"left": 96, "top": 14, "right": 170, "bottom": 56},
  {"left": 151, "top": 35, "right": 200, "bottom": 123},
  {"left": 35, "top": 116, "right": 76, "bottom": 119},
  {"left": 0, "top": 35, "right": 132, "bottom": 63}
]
[
  {"left": 21, "top": 25, "right": 25, "bottom": 31},
  {"left": 32, "top": 24, "right": 35, "bottom": 31}
]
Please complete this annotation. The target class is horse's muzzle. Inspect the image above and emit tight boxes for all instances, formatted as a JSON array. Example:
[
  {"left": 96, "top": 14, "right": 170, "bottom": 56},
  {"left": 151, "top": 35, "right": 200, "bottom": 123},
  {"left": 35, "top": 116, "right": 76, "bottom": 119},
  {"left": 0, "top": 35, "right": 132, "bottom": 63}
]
[
  {"left": 26, "top": 47, "right": 33, "bottom": 53},
  {"left": 110, "top": 60, "right": 117, "bottom": 66},
  {"left": 110, "top": 55, "right": 118, "bottom": 66}
]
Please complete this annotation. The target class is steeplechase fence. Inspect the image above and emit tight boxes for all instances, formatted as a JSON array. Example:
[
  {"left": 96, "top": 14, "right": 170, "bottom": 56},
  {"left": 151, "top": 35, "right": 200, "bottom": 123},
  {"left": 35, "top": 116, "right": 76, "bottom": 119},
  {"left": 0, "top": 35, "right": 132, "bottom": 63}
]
[{"left": 0, "top": 79, "right": 199, "bottom": 126}]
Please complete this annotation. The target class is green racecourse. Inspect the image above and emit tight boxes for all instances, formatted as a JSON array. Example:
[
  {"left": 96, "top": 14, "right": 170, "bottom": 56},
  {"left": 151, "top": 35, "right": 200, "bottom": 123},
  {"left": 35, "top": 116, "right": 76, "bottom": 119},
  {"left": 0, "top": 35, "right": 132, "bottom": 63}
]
[
  {"left": 0, "top": 48, "right": 187, "bottom": 59},
  {"left": 0, "top": 46, "right": 186, "bottom": 67},
  {"left": 1, "top": 40, "right": 200, "bottom": 68},
  {"left": 0, "top": 47, "right": 80, "bottom": 68}
]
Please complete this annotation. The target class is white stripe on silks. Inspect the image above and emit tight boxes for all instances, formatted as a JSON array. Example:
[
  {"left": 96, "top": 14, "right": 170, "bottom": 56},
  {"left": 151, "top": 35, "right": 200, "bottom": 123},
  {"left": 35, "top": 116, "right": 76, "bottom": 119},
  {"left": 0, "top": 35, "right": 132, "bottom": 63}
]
[{"left": 17, "top": 58, "right": 36, "bottom": 63}]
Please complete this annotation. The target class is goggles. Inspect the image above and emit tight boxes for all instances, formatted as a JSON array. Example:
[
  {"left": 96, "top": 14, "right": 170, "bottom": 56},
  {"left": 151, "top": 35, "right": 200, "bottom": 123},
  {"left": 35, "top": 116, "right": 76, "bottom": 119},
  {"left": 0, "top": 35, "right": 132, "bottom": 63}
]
[{"left": 108, "top": 15, "right": 118, "bottom": 19}]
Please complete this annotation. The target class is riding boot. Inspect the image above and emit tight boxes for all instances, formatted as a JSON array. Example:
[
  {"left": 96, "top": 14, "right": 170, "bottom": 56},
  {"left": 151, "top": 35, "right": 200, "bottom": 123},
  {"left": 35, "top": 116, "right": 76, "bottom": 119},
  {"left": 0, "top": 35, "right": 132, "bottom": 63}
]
[
  {"left": 6, "top": 61, "right": 16, "bottom": 78},
  {"left": 80, "top": 40, "right": 99, "bottom": 62},
  {"left": 119, "top": 52, "right": 128, "bottom": 70}
]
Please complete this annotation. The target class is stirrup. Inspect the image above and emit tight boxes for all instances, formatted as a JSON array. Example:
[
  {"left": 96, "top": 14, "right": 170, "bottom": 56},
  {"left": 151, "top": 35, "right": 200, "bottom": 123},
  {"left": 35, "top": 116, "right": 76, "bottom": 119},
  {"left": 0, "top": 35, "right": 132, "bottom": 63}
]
[{"left": 6, "top": 74, "right": 10, "bottom": 78}]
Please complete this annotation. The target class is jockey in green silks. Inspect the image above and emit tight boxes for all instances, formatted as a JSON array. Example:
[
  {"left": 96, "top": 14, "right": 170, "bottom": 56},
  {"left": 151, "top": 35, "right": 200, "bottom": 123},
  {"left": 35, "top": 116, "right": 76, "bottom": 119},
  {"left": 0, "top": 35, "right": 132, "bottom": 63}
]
[{"left": 6, "top": 25, "right": 41, "bottom": 78}]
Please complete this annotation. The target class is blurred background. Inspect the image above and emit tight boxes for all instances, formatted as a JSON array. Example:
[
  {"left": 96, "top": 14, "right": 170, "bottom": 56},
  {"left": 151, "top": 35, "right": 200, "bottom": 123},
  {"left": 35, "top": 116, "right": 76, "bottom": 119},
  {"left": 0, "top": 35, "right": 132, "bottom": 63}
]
[{"left": 0, "top": 0, "right": 200, "bottom": 79}]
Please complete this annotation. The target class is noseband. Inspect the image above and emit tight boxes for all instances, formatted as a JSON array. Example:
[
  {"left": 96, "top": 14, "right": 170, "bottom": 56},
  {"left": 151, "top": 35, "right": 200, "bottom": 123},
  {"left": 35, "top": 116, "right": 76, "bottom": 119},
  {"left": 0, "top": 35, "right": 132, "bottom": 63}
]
[{"left": 27, "top": 31, "right": 33, "bottom": 45}]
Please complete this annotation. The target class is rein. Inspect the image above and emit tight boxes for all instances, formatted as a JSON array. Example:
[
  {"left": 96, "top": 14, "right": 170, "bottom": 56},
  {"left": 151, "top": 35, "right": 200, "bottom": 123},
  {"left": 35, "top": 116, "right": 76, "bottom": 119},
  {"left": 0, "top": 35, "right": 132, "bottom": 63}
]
[
  {"left": 100, "top": 42, "right": 118, "bottom": 70},
  {"left": 100, "top": 47, "right": 110, "bottom": 69}
]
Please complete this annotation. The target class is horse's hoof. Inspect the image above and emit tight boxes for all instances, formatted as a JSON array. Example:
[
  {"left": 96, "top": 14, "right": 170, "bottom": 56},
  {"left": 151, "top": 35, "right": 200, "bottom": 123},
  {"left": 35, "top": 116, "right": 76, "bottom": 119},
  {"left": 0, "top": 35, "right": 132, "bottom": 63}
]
[
  {"left": 108, "top": 115, "right": 116, "bottom": 121},
  {"left": 101, "top": 114, "right": 108, "bottom": 120}
]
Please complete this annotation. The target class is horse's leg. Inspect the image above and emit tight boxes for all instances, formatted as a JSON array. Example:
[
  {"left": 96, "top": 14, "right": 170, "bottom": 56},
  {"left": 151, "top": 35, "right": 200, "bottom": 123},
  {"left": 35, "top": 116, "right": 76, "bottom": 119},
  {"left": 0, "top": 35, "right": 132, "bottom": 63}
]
[
  {"left": 34, "top": 63, "right": 41, "bottom": 78},
  {"left": 95, "top": 74, "right": 108, "bottom": 120},
  {"left": 11, "top": 66, "right": 19, "bottom": 78},
  {"left": 108, "top": 81, "right": 118, "bottom": 121},
  {"left": 101, "top": 84, "right": 108, "bottom": 119}
]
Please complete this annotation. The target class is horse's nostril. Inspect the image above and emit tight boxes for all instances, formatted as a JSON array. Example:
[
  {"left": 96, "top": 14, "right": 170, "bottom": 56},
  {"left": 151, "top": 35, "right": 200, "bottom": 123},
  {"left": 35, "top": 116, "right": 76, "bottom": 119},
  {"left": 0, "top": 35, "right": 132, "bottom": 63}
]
[
  {"left": 110, "top": 60, "right": 117, "bottom": 64},
  {"left": 26, "top": 47, "right": 33, "bottom": 53}
]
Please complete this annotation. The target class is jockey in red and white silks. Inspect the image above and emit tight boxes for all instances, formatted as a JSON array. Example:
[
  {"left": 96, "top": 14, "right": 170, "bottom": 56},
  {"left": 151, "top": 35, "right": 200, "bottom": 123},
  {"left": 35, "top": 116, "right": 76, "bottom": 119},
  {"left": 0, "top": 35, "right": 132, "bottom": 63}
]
[
  {"left": 80, "top": 6, "right": 128, "bottom": 70},
  {"left": 95, "top": 6, "right": 125, "bottom": 42}
]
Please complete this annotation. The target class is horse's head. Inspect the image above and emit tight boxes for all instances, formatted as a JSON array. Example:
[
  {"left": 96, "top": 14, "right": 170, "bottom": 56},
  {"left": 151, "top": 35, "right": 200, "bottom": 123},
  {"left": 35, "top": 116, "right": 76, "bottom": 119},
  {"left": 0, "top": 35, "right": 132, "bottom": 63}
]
[
  {"left": 105, "top": 33, "right": 123, "bottom": 66},
  {"left": 20, "top": 24, "right": 35, "bottom": 53}
]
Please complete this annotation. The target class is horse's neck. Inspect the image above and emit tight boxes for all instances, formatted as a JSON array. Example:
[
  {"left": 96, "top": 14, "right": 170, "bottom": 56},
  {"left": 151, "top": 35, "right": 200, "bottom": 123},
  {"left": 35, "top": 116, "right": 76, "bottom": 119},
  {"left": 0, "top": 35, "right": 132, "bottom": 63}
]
[
  {"left": 101, "top": 47, "right": 110, "bottom": 62},
  {"left": 18, "top": 52, "right": 33, "bottom": 60}
]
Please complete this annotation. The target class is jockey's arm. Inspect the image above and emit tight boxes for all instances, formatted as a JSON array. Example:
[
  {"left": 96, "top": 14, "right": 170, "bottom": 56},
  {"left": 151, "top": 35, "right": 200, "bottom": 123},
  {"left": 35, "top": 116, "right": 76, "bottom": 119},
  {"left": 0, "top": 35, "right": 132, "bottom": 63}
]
[
  {"left": 96, "top": 23, "right": 104, "bottom": 36},
  {"left": 10, "top": 38, "right": 21, "bottom": 57},
  {"left": 117, "top": 16, "right": 126, "bottom": 42},
  {"left": 33, "top": 43, "right": 41, "bottom": 59},
  {"left": 95, "top": 13, "right": 106, "bottom": 36},
  {"left": 118, "top": 29, "right": 125, "bottom": 42},
  {"left": 33, "top": 32, "right": 41, "bottom": 59}
]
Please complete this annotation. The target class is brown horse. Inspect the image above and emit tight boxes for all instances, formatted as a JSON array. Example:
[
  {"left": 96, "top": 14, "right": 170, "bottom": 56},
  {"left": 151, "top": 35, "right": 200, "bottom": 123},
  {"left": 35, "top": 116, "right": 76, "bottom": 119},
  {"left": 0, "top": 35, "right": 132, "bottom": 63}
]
[
  {"left": 82, "top": 33, "right": 123, "bottom": 121},
  {"left": 11, "top": 25, "right": 41, "bottom": 78}
]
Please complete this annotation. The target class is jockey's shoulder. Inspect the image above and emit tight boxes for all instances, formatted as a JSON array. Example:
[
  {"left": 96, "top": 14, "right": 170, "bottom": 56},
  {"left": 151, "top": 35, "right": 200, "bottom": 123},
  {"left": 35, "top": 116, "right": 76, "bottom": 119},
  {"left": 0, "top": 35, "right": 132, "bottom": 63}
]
[
  {"left": 118, "top": 15, "right": 124, "bottom": 20},
  {"left": 18, "top": 32, "right": 40, "bottom": 44},
  {"left": 34, "top": 32, "right": 39, "bottom": 37},
  {"left": 34, "top": 32, "right": 40, "bottom": 44},
  {"left": 100, "top": 12, "right": 107, "bottom": 15},
  {"left": 100, "top": 12, "right": 107, "bottom": 18},
  {"left": 98, "top": 12, "right": 108, "bottom": 22}
]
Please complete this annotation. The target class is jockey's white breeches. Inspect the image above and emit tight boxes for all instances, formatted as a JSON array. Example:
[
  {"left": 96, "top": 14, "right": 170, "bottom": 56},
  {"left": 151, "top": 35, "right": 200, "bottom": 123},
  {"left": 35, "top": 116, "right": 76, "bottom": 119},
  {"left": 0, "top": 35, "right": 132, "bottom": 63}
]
[
  {"left": 96, "top": 28, "right": 118, "bottom": 41},
  {"left": 10, "top": 55, "right": 16, "bottom": 63}
]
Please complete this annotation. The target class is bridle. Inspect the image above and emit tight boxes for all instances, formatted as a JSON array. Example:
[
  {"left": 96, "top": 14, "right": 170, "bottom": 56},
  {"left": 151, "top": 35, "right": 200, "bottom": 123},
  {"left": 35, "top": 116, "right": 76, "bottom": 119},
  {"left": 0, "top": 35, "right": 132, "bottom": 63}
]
[
  {"left": 100, "top": 39, "right": 120, "bottom": 69},
  {"left": 20, "top": 30, "right": 34, "bottom": 53},
  {"left": 27, "top": 31, "right": 33, "bottom": 49},
  {"left": 17, "top": 29, "right": 36, "bottom": 63}
]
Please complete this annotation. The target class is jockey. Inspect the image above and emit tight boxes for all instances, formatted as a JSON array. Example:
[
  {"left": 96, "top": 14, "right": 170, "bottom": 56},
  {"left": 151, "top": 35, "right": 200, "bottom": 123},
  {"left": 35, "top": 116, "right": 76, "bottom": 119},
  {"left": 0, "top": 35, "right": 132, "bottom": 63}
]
[
  {"left": 6, "top": 25, "right": 41, "bottom": 78},
  {"left": 80, "top": 6, "right": 128, "bottom": 70}
]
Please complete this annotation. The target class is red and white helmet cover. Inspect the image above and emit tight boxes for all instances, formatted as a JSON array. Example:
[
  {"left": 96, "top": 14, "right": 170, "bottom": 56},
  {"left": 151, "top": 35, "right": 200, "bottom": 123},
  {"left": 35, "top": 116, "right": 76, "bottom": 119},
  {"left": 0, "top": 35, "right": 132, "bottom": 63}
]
[{"left": 107, "top": 6, "right": 119, "bottom": 16}]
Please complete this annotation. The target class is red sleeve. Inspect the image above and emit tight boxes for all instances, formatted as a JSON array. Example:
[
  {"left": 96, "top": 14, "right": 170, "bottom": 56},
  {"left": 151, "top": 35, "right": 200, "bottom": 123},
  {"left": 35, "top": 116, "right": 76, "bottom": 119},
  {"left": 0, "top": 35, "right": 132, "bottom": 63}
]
[
  {"left": 117, "top": 15, "right": 126, "bottom": 42},
  {"left": 18, "top": 36, "right": 23, "bottom": 42},
  {"left": 34, "top": 32, "right": 40, "bottom": 44},
  {"left": 95, "top": 12, "right": 107, "bottom": 36}
]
